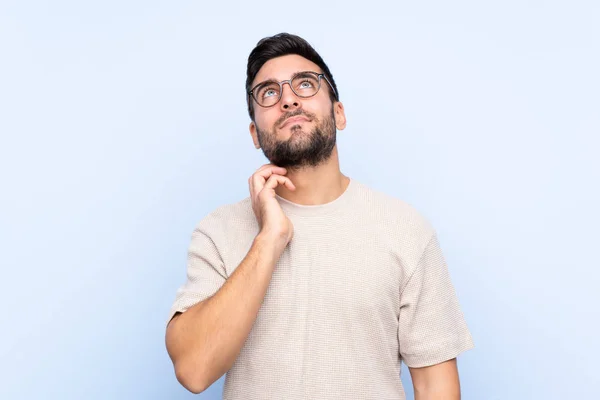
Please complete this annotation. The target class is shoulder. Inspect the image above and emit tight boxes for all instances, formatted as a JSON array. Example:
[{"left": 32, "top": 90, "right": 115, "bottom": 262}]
[
  {"left": 193, "top": 196, "right": 257, "bottom": 240},
  {"left": 353, "top": 180, "right": 434, "bottom": 233},
  {"left": 351, "top": 179, "right": 436, "bottom": 259}
]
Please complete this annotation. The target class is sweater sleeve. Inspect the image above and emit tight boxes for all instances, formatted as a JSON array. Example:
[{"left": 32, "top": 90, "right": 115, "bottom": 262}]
[
  {"left": 166, "top": 214, "right": 228, "bottom": 327},
  {"left": 397, "top": 231, "right": 474, "bottom": 367}
]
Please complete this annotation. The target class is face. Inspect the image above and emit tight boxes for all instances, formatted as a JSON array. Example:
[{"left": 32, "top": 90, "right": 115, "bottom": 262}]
[{"left": 249, "top": 54, "right": 346, "bottom": 170}]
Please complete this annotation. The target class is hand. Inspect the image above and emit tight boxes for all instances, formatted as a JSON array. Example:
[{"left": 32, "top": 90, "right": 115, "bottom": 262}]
[{"left": 248, "top": 164, "right": 296, "bottom": 246}]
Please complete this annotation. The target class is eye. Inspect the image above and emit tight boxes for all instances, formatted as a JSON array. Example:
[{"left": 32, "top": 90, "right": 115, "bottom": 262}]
[
  {"left": 257, "top": 84, "right": 280, "bottom": 99},
  {"left": 293, "top": 74, "right": 319, "bottom": 93},
  {"left": 298, "top": 79, "right": 314, "bottom": 89}
]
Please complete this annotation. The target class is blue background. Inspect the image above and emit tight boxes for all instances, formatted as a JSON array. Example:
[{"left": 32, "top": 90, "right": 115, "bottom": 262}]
[{"left": 1, "top": 1, "right": 598, "bottom": 399}]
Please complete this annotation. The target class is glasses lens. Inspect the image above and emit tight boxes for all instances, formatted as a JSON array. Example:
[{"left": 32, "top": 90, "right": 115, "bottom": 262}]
[
  {"left": 291, "top": 74, "right": 320, "bottom": 98},
  {"left": 254, "top": 82, "right": 281, "bottom": 107}
]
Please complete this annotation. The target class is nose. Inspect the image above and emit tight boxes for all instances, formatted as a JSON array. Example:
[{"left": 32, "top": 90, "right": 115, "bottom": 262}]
[{"left": 280, "top": 81, "right": 301, "bottom": 111}]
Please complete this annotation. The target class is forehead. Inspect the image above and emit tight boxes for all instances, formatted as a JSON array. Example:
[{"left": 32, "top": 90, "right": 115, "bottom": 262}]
[{"left": 252, "top": 54, "right": 323, "bottom": 86}]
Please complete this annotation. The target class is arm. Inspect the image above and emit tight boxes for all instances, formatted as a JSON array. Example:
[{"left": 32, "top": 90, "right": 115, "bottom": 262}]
[
  {"left": 398, "top": 231, "right": 474, "bottom": 399},
  {"left": 409, "top": 358, "right": 461, "bottom": 400},
  {"left": 165, "top": 232, "right": 285, "bottom": 394}
]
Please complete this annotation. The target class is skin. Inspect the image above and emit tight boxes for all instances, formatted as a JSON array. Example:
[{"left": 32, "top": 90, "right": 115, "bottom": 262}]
[
  {"left": 166, "top": 166, "right": 297, "bottom": 394},
  {"left": 166, "top": 53, "right": 463, "bottom": 397},
  {"left": 249, "top": 54, "right": 463, "bottom": 399},
  {"left": 410, "top": 358, "right": 462, "bottom": 400},
  {"left": 249, "top": 54, "right": 350, "bottom": 206}
]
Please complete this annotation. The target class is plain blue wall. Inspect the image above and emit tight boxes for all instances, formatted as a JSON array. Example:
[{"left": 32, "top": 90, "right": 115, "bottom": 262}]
[{"left": 1, "top": 1, "right": 598, "bottom": 399}]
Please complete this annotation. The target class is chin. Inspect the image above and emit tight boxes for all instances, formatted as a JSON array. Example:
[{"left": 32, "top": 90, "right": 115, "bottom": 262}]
[{"left": 290, "top": 124, "right": 306, "bottom": 132}]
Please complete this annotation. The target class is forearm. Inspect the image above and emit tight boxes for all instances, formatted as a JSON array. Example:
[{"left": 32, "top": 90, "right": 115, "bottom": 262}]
[{"left": 166, "top": 233, "right": 284, "bottom": 393}]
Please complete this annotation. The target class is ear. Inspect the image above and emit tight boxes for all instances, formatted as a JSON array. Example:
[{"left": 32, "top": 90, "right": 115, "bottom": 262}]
[
  {"left": 334, "top": 101, "right": 347, "bottom": 130},
  {"left": 249, "top": 121, "right": 260, "bottom": 149}
]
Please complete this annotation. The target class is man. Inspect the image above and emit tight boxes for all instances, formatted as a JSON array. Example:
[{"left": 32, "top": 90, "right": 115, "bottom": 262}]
[{"left": 165, "top": 33, "right": 474, "bottom": 399}]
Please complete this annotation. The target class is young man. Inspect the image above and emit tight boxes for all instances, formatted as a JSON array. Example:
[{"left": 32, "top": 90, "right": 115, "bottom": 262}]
[{"left": 165, "top": 33, "right": 474, "bottom": 399}]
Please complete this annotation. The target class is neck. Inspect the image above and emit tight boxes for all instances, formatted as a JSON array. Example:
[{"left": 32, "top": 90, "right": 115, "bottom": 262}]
[{"left": 274, "top": 146, "right": 350, "bottom": 205}]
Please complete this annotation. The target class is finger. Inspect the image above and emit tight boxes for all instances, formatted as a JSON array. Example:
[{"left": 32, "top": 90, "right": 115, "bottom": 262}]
[
  {"left": 252, "top": 166, "right": 288, "bottom": 193},
  {"left": 259, "top": 163, "right": 285, "bottom": 171},
  {"left": 257, "top": 164, "right": 287, "bottom": 177},
  {"left": 263, "top": 174, "right": 295, "bottom": 191},
  {"left": 284, "top": 178, "right": 296, "bottom": 191}
]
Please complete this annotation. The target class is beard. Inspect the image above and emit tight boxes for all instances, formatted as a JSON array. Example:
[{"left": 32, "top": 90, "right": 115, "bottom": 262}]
[{"left": 256, "top": 107, "right": 337, "bottom": 171}]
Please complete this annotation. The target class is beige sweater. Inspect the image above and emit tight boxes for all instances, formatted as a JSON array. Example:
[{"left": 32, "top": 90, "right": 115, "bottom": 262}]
[{"left": 168, "top": 178, "right": 474, "bottom": 399}]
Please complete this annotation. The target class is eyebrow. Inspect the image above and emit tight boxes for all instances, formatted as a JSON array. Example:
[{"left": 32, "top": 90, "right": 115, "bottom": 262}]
[
  {"left": 253, "top": 70, "right": 321, "bottom": 89},
  {"left": 293, "top": 71, "right": 317, "bottom": 79}
]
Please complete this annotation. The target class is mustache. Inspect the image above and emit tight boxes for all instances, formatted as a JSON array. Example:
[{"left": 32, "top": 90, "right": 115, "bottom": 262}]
[{"left": 276, "top": 109, "right": 316, "bottom": 128}]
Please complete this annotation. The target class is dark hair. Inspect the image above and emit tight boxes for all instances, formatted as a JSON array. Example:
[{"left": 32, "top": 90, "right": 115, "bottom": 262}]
[{"left": 245, "top": 33, "right": 339, "bottom": 120}]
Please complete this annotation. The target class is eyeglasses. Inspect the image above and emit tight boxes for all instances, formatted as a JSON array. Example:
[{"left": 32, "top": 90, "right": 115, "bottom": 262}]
[{"left": 248, "top": 71, "right": 337, "bottom": 108}]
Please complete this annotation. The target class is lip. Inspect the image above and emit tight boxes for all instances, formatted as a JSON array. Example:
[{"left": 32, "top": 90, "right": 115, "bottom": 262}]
[{"left": 280, "top": 116, "right": 310, "bottom": 128}]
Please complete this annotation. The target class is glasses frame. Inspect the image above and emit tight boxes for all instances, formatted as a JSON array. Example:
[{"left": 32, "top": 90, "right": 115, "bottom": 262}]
[{"left": 248, "top": 71, "right": 337, "bottom": 108}]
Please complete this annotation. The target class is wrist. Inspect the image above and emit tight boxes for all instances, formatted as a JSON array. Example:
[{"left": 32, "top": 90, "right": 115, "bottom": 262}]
[{"left": 255, "top": 231, "right": 288, "bottom": 257}]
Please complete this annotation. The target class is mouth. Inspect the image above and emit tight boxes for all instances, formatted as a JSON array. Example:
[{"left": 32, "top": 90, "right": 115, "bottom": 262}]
[{"left": 280, "top": 116, "right": 310, "bottom": 129}]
